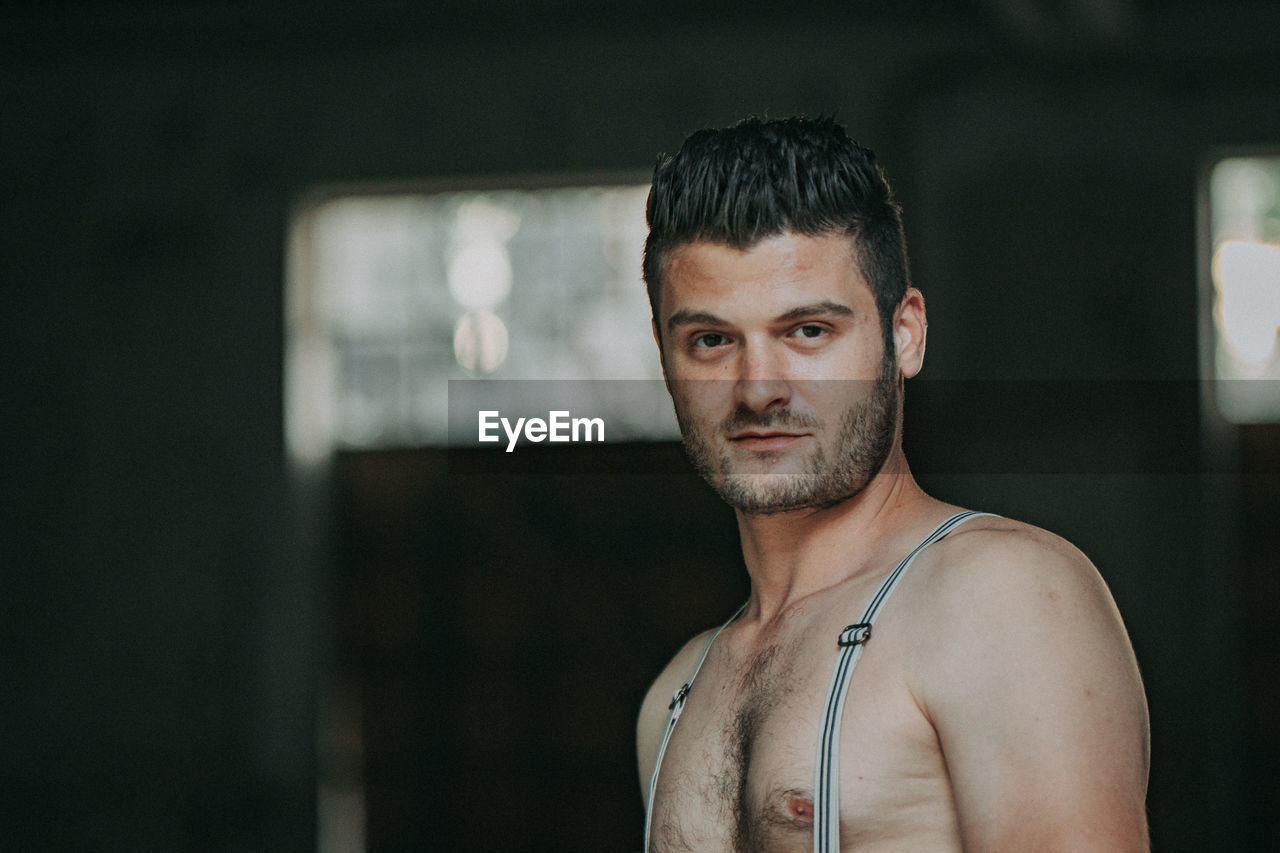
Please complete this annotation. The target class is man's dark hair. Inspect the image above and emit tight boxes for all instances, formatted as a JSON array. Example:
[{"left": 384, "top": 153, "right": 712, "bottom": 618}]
[{"left": 643, "top": 116, "right": 911, "bottom": 350}]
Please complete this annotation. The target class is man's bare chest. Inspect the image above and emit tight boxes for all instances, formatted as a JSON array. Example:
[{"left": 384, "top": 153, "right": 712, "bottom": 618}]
[{"left": 648, "top": 612, "right": 953, "bottom": 853}]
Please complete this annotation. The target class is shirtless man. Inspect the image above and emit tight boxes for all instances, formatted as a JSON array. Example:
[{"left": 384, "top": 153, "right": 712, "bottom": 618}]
[{"left": 635, "top": 117, "right": 1150, "bottom": 852}]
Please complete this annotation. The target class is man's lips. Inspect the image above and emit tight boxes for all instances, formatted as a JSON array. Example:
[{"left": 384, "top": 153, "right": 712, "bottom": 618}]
[{"left": 729, "top": 431, "right": 809, "bottom": 448}]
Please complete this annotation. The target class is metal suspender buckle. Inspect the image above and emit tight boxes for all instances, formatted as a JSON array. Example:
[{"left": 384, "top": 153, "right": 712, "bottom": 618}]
[
  {"left": 669, "top": 683, "right": 690, "bottom": 710},
  {"left": 838, "top": 622, "right": 873, "bottom": 647}
]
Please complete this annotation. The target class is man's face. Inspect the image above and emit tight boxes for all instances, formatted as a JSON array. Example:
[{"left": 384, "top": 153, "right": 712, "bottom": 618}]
[{"left": 656, "top": 231, "right": 900, "bottom": 515}]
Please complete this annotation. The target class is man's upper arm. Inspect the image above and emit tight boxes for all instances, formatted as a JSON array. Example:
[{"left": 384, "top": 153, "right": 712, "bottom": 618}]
[{"left": 916, "top": 525, "right": 1150, "bottom": 851}]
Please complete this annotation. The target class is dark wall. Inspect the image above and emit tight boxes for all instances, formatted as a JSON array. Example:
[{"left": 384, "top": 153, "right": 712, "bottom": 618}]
[{"left": 3, "top": 3, "right": 1278, "bottom": 850}]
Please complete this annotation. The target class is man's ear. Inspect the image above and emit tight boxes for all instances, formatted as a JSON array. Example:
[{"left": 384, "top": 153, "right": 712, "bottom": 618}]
[{"left": 893, "top": 287, "right": 927, "bottom": 378}]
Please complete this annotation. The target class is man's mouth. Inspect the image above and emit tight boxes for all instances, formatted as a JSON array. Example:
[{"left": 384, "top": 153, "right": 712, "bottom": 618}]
[{"left": 728, "top": 431, "right": 809, "bottom": 449}]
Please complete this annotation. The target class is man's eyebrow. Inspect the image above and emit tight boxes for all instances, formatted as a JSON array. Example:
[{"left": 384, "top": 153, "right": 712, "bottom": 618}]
[
  {"left": 666, "top": 302, "right": 856, "bottom": 333},
  {"left": 666, "top": 309, "right": 730, "bottom": 332},
  {"left": 773, "top": 301, "right": 856, "bottom": 323}
]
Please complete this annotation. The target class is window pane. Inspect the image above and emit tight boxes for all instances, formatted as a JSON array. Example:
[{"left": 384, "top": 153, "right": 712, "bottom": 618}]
[
  {"left": 287, "top": 182, "right": 677, "bottom": 457},
  {"left": 1206, "top": 155, "right": 1280, "bottom": 423}
]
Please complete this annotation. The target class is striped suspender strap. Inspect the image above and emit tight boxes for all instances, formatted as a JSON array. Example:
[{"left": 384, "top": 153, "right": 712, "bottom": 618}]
[
  {"left": 813, "top": 510, "right": 991, "bottom": 853},
  {"left": 643, "top": 601, "right": 748, "bottom": 852}
]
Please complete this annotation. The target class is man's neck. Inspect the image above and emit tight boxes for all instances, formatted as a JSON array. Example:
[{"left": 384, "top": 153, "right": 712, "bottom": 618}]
[{"left": 734, "top": 451, "right": 937, "bottom": 623}]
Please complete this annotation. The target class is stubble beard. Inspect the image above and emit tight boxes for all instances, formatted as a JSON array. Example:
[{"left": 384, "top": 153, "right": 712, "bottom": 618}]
[{"left": 673, "top": 357, "right": 900, "bottom": 516}]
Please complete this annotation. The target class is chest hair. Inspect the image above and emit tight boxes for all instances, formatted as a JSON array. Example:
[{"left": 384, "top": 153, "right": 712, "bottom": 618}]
[{"left": 722, "top": 640, "right": 803, "bottom": 853}]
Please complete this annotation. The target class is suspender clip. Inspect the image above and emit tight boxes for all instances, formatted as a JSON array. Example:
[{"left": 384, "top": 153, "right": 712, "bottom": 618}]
[{"left": 838, "top": 622, "right": 873, "bottom": 647}]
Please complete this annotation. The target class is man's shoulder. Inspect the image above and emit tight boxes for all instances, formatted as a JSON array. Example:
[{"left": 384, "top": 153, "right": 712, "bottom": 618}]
[
  {"left": 914, "top": 513, "right": 1105, "bottom": 610},
  {"left": 645, "top": 624, "right": 721, "bottom": 698},
  {"left": 902, "top": 512, "right": 1136, "bottom": 699},
  {"left": 638, "top": 615, "right": 736, "bottom": 716}
]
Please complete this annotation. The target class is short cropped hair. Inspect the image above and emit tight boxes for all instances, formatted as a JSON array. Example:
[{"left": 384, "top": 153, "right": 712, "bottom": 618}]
[{"left": 642, "top": 116, "right": 911, "bottom": 349}]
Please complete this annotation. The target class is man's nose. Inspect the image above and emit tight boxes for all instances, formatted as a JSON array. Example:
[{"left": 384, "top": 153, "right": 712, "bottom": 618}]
[{"left": 734, "top": 343, "right": 791, "bottom": 412}]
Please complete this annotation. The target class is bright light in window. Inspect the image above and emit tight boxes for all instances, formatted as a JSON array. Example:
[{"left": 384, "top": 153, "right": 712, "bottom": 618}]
[
  {"left": 447, "top": 198, "right": 519, "bottom": 309},
  {"left": 1205, "top": 155, "right": 1280, "bottom": 423},
  {"left": 1213, "top": 240, "right": 1280, "bottom": 366},
  {"left": 453, "top": 309, "right": 510, "bottom": 374}
]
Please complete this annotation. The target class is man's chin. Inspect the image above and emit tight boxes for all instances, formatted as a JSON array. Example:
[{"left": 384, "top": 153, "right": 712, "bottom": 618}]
[{"left": 715, "top": 473, "right": 828, "bottom": 515}]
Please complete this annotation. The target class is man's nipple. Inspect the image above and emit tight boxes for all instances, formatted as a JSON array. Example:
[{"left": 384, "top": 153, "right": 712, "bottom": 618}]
[{"left": 787, "top": 796, "right": 814, "bottom": 821}]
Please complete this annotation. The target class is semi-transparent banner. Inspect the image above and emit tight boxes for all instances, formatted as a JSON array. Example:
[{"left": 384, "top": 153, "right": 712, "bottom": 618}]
[{"left": 445, "top": 379, "right": 1278, "bottom": 474}]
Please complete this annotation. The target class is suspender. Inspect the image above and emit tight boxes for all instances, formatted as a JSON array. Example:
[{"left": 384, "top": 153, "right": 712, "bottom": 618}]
[
  {"left": 813, "top": 510, "right": 989, "bottom": 851},
  {"left": 643, "top": 511, "right": 990, "bottom": 853},
  {"left": 643, "top": 601, "right": 747, "bottom": 852}
]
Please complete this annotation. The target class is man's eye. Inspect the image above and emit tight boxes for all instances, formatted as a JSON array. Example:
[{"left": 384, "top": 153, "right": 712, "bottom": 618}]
[
  {"left": 693, "top": 333, "right": 728, "bottom": 348},
  {"left": 791, "top": 324, "right": 826, "bottom": 339}
]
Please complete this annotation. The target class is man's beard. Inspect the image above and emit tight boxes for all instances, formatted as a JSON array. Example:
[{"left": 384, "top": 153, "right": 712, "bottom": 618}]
[{"left": 672, "top": 358, "right": 899, "bottom": 516}]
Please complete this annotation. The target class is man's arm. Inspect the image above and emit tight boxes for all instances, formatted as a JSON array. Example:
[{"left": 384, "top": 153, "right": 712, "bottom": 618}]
[{"left": 913, "top": 522, "right": 1150, "bottom": 851}]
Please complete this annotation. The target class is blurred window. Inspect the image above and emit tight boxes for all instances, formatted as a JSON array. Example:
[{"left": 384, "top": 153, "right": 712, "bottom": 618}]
[
  {"left": 1205, "top": 155, "right": 1280, "bottom": 423},
  {"left": 286, "top": 181, "right": 675, "bottom": 460}
]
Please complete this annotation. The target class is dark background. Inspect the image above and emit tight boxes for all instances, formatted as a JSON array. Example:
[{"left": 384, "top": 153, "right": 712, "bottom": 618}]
[{"left": 3, "top": 1, "right": 1278, "bottom": 850}]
